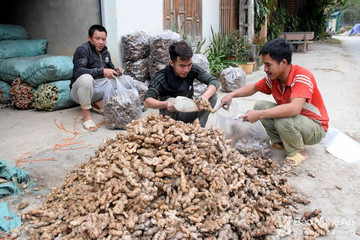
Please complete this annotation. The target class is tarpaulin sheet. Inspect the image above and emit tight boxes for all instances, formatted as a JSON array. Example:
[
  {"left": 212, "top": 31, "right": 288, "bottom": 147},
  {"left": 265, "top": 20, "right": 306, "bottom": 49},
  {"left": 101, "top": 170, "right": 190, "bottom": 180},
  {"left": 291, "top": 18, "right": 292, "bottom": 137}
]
[
  {"left": 0, "top": 159, "right": 29, "bottom": 198},
  {"left": 349, "top": 23, "right": 360, "bottom": 36},
  {"left": 0, "top": 202, "right": 21, "bottom": 232}
]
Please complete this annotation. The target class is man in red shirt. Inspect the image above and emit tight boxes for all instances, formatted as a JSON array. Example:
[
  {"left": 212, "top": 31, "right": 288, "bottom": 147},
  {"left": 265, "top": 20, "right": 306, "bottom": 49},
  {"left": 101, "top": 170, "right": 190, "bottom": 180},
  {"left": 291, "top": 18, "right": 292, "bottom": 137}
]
[{"left": 221, "top": 38, "right": 329, "bottom": 166}]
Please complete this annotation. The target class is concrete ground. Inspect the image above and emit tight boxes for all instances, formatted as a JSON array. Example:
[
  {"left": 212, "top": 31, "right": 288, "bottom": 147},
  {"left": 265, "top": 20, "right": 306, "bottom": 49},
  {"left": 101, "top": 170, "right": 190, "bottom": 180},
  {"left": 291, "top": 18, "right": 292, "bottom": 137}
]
[{"left": 1, "top": 36, "right": 360, "bottom": 239}]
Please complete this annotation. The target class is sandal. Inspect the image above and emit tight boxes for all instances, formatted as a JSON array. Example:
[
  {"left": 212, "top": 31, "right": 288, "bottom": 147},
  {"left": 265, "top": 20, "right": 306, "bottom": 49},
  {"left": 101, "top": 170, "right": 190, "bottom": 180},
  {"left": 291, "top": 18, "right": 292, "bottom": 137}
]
[
  {"left": 81, "top": 119, "right": 97, "bottom": 132},
  {"left": 91, "top": 105, "right": 104, "bottom": 115},
  {"left": 285, "top": 149, "right": 308, "bottom": 166}
]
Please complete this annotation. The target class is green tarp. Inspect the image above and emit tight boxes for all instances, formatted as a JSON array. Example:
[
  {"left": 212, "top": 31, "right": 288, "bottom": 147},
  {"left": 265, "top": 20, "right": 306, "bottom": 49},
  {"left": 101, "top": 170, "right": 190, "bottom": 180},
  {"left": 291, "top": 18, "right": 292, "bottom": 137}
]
[
  {"left": 0, "top": 55, "right": 73, "bottom": 87},
  {"left": 0, "top": 80, "right": 11, "bottom": 104}
]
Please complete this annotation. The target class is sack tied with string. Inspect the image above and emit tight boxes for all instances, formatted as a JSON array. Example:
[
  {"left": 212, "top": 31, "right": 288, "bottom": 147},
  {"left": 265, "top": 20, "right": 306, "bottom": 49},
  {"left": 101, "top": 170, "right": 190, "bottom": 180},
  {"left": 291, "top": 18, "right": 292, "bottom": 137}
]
[{"left": 34, "top": 80, "right": 77, "bottom": 111}]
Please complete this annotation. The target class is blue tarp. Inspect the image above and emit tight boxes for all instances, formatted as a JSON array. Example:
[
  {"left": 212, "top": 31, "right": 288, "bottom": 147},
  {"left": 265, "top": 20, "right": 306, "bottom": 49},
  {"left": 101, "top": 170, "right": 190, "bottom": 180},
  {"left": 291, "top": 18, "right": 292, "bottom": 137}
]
[
  {"left": 0, "top": 159, "right": 29, "bottom": 198},
  {"left": 0, "top": 202, "right": 21, "bottom": 232},
  {"left": 349, "top": 23, "right": 360, "bottom": 36}
]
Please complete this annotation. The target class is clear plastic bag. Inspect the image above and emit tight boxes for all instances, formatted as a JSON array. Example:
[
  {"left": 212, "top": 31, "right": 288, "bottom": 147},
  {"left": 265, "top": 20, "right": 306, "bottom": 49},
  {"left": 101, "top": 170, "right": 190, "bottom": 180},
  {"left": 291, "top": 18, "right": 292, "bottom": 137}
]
[
  {"left": 220, "top": 66, "right": 246, "bottom": 93},
  {"left": 121, "top": 31, "right": 151, "bottom": 62},
  {"left": 216, "top": 106, "right": 271, "bottom": 159},
  {"left": 102, "top": 76, "right": 141, "bottom": 129},
  {"left": 124, "top": 58, "right": 150, "bottom": 82},
  {"left": 124, "top": 75, "right": 149, "bottom": 112},
  {"left": 192, "top": 54, "right": 209, "bottom": 98},
  {"left": 121, "top": 31, "right": 151, "bottom": 82},
  {"left": 149, "top": 30, "right": 181, "bottom": 79}
]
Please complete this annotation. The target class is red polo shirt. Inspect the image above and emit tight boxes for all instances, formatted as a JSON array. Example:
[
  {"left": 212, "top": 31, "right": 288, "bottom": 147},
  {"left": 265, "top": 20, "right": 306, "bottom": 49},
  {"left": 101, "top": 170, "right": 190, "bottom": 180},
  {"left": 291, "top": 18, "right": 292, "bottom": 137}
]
[{"left": 255, "top": 64, "right": 329, "bottom": 131}]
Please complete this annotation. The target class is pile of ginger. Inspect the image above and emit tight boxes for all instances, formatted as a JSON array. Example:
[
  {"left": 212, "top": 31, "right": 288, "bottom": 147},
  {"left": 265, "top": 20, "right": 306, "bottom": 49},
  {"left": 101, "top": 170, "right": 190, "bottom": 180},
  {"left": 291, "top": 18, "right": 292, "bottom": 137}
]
[{"left": 23, "top": 114, "right": 334, "bottom": 239}]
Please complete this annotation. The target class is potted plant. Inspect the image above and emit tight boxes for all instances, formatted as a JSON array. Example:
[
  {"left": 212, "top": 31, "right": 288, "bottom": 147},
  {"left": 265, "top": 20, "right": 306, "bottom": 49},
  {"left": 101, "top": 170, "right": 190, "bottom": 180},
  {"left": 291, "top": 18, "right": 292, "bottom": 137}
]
[
  {"left": 205, "top": 28, "right": 242, "bottom": 77},
  {"left": 227, "top": 30, "right": 256, "bottom": 74},
  {"left": 225, "top": 30, "right": 245, "bottom": 60},
  {"left": 240, "top": 62, "right": 255, "bottom": 74}
]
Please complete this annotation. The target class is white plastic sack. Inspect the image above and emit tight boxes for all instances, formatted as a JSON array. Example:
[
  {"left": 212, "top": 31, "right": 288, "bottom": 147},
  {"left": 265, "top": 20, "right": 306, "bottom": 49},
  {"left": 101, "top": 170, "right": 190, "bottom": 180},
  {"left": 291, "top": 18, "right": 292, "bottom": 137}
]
[{"left": 322, "top": 127, "right": 360, "bottom": 163}]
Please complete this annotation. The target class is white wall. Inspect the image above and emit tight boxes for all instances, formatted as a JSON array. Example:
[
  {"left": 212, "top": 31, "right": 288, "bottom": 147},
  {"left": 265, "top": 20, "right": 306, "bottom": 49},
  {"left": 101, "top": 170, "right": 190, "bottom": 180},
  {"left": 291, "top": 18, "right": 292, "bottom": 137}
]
[
  {"left": 101, "top": 0, "right": 163, "bottom": 66},
  {"left": 116, "top": 0, "right": 163, "bottom": 36},
  {"left": 101, "top": 0, "right": 119, "bottom": 66},
  {"left": 101, "top": 0, "right": 220, "bottom": 65},
  {"left": 202, "top": 0, "right": 220, "bottom": 49}
]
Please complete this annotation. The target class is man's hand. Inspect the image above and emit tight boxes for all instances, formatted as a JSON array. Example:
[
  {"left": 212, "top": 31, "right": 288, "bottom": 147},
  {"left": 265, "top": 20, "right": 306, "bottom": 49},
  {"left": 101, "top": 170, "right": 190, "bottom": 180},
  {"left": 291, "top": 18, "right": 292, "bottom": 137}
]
[
  {"left": 115, "top": 67, "right": 124, "bottom": 76},
  {"left": 104, "top": 68, "right": 118, "bottom": 79},
  {"left": 239, "top": 110, "right": 262, "bottom": 123},
  {"left": 221, "top": 93, "right": 233, "bottom": 109},
  {"left": 166, "top": 100, "right": 177, "bottom": 112},
  {"left": 198, "top": 95, "right": 207, "bottom": 101}
]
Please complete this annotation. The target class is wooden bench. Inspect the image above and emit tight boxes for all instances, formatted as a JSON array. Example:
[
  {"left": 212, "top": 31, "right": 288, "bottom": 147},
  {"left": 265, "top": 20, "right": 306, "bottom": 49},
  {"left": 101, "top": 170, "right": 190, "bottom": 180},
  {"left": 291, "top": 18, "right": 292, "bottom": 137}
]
[{"left": 279, "top": 32, "right": 314, "bottom": 53}]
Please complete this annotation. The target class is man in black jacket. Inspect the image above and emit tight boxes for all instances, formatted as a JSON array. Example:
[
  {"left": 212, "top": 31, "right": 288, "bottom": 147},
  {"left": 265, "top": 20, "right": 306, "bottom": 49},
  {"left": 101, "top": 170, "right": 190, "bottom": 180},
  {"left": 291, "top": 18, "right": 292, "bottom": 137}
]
[
  {"left": 70, "top": 24, "right": 123, "bottom": 131},
  {"left": 144, "top": 41, "right": 219, "bottom": 127}
]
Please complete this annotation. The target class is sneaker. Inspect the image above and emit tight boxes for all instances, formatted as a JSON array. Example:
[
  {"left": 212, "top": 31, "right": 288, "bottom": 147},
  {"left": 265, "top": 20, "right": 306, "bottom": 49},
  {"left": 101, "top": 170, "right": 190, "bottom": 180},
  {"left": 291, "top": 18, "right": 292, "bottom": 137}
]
[
  {"left": 284, "top": 149, "right": 308, "bottom": 166},
  {"left": 270, "top": 141, "right": 284, "bottom": 150}
]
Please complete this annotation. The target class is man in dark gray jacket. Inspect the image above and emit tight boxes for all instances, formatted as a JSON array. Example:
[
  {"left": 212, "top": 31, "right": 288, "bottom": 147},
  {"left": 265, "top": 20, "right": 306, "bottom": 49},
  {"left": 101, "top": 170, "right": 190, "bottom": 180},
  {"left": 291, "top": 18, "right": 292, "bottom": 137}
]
[{"left": 70, "top": 24, "right": 123, "bottom": 131}]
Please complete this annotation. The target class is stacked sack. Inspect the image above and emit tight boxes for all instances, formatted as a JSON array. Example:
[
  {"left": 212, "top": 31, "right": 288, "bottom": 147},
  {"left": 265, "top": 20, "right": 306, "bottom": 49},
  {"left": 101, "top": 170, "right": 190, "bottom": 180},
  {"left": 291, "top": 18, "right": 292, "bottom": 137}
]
[
  {"left": 0, "top": 24, "right": 76, "bottom": 111},
  {"left": 192, "top": 54, "right": 210, "bottom": 98},
  {"left": 120, "top": 30, "right": 181, "bottom": 110},
  {"left": 0, "top": 80, "right": 10, "bottom": 106},
  {"left": 0, "top": 24, "right": 29, "bottom": 106},
  {"left": 120, "top": 31, "right": 215, "bottom": 103},
  {"left": 121, "top": 31, "right": 151, "bottom": 83},
  {"left": 121, "top": 30, "right": 182, "bottom": 81},
  {"left": 148, "top": 30, "right": 182, "bottom": 80}
]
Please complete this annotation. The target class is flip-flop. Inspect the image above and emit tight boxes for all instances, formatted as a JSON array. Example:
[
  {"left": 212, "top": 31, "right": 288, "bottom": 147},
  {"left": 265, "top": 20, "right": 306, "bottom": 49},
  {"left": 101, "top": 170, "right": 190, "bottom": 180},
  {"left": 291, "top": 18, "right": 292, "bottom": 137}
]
[
  {"left": 91, "top": 105, "right": 104, "bottom": 115},
  {"left": 284, "top": 149, "right": 308, "bottom": 166},
  {"left": 81, "top": 119, "right": 97, "bottom": 132}
]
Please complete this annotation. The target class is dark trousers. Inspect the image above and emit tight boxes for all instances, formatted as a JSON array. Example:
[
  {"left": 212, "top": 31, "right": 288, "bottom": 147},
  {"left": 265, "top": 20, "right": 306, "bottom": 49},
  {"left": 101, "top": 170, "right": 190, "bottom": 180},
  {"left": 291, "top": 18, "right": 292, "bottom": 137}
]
[{"left": 160, "top": 93, "right": 217, "bottom": 128}]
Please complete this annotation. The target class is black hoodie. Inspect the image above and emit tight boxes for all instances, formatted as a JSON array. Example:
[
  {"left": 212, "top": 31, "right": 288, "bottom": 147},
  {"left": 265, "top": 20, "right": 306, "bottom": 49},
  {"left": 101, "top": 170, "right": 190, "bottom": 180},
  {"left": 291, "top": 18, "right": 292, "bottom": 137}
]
[{"left": 70, "top": 41, "right": 115, "bottom": 88}]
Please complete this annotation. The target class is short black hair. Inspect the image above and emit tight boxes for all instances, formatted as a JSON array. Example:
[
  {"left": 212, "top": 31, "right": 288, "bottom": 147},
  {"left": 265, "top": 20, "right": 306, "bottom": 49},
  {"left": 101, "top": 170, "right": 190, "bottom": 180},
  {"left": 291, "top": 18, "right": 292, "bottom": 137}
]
[
  {"left": 169, "top": 41, "right": 193, "bottom": 62},
  {"left": 259, "top": 38, "right": 292, "bottom": 64},
  {"left": 88, "top": 24, "right": 107, "bottom": 37}
]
